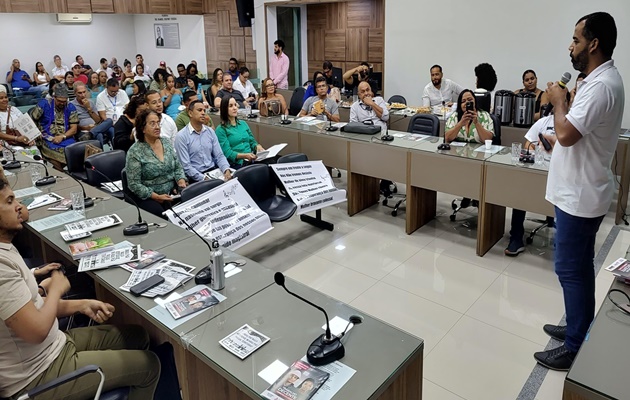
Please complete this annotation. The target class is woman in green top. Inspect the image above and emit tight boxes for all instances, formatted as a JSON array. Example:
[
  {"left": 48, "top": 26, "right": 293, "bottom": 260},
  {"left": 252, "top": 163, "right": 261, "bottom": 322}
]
[
  {"left": 215, "top": 96, "right": 265, "bottom": 167},
  {"left": 444, "top": 89, "right": 494, "bottom": 144},
  {"left": 126, "top": 109, "right": 187, "bottom": 217}
]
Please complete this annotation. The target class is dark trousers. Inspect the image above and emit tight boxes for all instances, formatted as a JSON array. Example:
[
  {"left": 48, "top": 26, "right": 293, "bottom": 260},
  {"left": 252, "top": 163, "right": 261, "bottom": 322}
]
[
  {"left": 509, "top": 209, "right": 555, "bottom": 241},
  {"left": 554, "top": 206, "right": 604, "bottom": 352}
]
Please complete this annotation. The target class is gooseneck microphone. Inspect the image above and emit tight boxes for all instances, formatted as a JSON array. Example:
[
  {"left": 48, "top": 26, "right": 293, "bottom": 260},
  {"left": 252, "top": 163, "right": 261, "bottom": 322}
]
[
  {"left": 66, "top": 171, "right": 94, "bottom": 208},
  {"left": 1, "top": 156, "right": 58, "bottom": 186},
  {"left": 31, "top": 155, "right": 57, "bottom": 186},
  {"left": 86, "top": 165, "right": 149, "bottom": 236},
  {"left": 542, "top": 72, "right": 572, "bottom": 117},
  {"left": 166, "top": 205, "right": 215, "bottom": 286},
  {"left": 1, "top": 145, "right": 20, "bottom": 169},
  {"left": 274, "top": 272, "right": 345, "bottom": 366}
]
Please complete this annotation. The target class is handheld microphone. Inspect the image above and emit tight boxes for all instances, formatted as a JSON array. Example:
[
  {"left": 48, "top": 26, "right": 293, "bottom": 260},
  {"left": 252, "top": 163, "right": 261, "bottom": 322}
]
[
  {"left": 538, "top": 133, "right": 552, "bottom": 151},
  {"left": 166, "top": 205, "right": 215, "bottom": 286},
  {"left": 86, "top": 165, "right": 149, "bottom": 236},
  {"left": 65, "top": 171, "right": 94, "bottom": 208},
  {"left": 543, "top": 72, "right": 572, "bottom": 117},
  {"left": 274, "top": 272, "right": 345, "bottom": 366}
]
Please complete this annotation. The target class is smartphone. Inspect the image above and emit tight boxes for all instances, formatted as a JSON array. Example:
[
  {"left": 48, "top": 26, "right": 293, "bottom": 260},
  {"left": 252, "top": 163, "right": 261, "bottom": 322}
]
[
  {"left": 130, "top": 275, "right": 165, "bottom": 296},
  {"left": 466, "top": 102, "right": 474, "bottom": 112}
]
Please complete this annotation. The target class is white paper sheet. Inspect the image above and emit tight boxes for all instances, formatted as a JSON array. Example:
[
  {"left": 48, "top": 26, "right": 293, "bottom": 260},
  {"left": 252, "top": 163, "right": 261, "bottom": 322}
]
[
  {"left": 27, "top": 210, "right": 84, "bottom": 232},
  {"left": 14, "top": 186, "right": 42, "bottom": 199}
]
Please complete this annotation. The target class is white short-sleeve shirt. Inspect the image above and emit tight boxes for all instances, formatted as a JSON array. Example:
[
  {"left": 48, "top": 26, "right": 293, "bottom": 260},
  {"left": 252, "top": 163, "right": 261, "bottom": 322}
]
[
  {"left": 545, "top": 60, "right": 625, "bottom": 218},
  {"left": 95, "top": 89, "right": 130, "bottom": 121},
  {"left": 525, "top": 115, "right": 555, "bottom": 161}
]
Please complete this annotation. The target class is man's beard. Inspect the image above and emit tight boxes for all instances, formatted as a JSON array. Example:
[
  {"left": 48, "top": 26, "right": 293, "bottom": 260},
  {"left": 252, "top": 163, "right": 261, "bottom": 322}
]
[
  {"left": 432, "top": 79, "right": 441, "bottom": 87},
  {"left": 571, "top": 47, "right": 588, "bottom": 72},
  {"left": 274, "top": 49, "right": 280, "bottom": 55}
]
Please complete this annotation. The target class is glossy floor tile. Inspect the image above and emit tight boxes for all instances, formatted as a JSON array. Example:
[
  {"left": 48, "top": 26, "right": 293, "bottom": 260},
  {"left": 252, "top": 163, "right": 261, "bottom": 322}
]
[
  {"left": 350, "top": 282, "right": 462, "bottom": 355},
  {"left": 534, "top": 370, "right": 567, "bottom": 400},
  {"left": 423, "top": 379, "right": 465, "bottom": 400},
  {"left": 424, "top": 316, "right": 541, "bottom": 400},
  {"left": 466, "top": 274, "right": 565, "bottom": 346},
  {"left": 383, "top": 249, "right": 500, "bottom": 313},
  {"left": 284, "top": 255, "right": 377, "bottom": 304}
]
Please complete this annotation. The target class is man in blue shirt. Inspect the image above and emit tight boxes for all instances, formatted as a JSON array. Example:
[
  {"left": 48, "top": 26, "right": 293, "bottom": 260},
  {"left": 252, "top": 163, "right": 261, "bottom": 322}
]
[
  {"left": 6, "top": 59, "right": 41, "bottom": 97},
  {"left": 175, "top": 100, "right": 232, "bottom": 183}
]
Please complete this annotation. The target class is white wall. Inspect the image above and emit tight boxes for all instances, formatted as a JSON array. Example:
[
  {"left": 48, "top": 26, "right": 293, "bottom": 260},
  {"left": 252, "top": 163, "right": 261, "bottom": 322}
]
[
  {"left": 0, "top": 13, "right": 136, "bottom": 76},
  {"left": 385, "top": 0, "right": 630, "bottom": 125},
  {"left": 132, "top": 14, "right": 207, "bottom": 75}
]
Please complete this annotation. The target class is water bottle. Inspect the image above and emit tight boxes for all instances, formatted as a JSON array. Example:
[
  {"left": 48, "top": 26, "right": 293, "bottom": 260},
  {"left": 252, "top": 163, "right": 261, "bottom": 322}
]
[
  {"left": 535, "top": 144, "right": 544, "bottom": 166},
  {"left": 210, "top": 239, "right": 225, "bottom": 290}
]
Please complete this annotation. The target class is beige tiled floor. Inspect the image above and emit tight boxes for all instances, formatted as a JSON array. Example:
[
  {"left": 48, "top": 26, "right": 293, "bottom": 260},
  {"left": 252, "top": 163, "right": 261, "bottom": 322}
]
[{"left": 237, "top": 181, "right": 625, "bottom": 400}]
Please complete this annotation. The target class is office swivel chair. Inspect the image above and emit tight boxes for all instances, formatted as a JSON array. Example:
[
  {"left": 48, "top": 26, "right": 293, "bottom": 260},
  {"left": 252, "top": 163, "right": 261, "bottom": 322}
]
[
  {"left": 450, "top": 113, "right": 502, "bottom": 221},
  {"left": 233, "top": 164, "right": 297, "bottom": 222},
  {"left": 288, "top": 87, "right": 306, "bottom": 116},
  {"left": 84, "top": 150, "right": 126, "bottom": 199},
  {"left": 387, "top": 95, "right": 407, "bottom": 105},
  {"left": 181, "top": 179, "right": 224, "bottom": 202},
  {"left": 64, "top": 140, "right": 102, "bottom": 181},
  {"left": 382, "top": 114, "right": 440, "bottom": 217}
]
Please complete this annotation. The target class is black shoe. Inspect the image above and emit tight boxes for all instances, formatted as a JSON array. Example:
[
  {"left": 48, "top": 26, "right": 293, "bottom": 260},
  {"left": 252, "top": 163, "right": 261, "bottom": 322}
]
[
  {"left": 460, "top": 198, "right": 471, "bottom": 208},
  {"left": 534, "top": 344, "right": 576, "bottom": 371},
  {"left": 543, "top": 324, "right": 566, "bottom": 342},
  {"left": 504, "top": 238, "right": 525, "bottom": 257}
]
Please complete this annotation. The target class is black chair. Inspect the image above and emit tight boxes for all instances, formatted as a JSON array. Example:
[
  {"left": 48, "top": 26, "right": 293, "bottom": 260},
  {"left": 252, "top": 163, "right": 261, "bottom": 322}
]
[
  {"left": 387, "top": 95, "right": 407, "bottom": 105},
  {"left": 233, "top": 164, "right": 297, "bottom": 222},
  {"left": 64, "top": 140, "right": 102, "bottom": 181},
  {"left": 288, "top": 87, "right": 306, "bottom": 116},
  {"left": 181, "top": 179, "right": 224, "bottom": 202},
  {"left": 15, "top": 364, "right": 129, "bottom": 400},
  {"left": 490, "top": 113, "right": 502, "bottom": 145},
  {"left": 84, "top": 150, "right": 125, "bottom": 186}
]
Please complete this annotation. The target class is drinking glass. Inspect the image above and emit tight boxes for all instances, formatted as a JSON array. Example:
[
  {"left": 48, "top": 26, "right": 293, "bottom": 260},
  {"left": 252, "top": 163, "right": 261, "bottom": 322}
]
[{"left": 71, "top": 191, "right": 85, "bottom": 217}]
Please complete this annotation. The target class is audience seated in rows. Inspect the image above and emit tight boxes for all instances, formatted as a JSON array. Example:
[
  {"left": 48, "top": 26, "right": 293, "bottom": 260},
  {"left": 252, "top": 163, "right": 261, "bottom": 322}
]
[
  {"left": 214, "top": 74, "right": 245, "bottom": 108},
  {"left": 422, "top": 64, "right": 464, "bottom": 107},
  {"left": 29, "top": 85, "right": 79, "bottom": 169},
  {"left": 126, "top": 109, "right": 187, "bottom": 216},
  {"left": 72, "top": 82, "right": 114, "bottom": 146},
  {"left": 175, "top": 90, "right": 213, "bottom": 131},
  {"left": 349, "top": 81, "right": 389, "bottom": 129},
  {"left": 233, "top": 66, "right": 257, "bottom": 109},
  {"left": 215, "top": 96, "right": 264, "bottom": 169},
  {"left": 258, "top": 77, "right": 287, "bottom": 117},
  {"left": 174, "top": 100, "right": 231, "bottom": 184},
  {"left": 113, "top": 95, "right": 147, "bottom": 153},
  {"left": 299, "top": 76, "right": 340, "bottom": 122},
  {"left": 161, "top": 74, "right": 183, "bottom": 120}
]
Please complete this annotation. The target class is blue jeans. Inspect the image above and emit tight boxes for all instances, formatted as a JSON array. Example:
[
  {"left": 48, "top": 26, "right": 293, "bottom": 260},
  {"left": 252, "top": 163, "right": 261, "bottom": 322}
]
[
  {"left": 554, "top": 206, "right": 604, "bottom": 352},
  {"left": 91, "top": 118, "right": 114, "bottom": 147}
]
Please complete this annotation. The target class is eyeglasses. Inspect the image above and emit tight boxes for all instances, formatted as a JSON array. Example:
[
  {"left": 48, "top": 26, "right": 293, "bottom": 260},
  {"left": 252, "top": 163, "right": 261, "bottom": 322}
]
[{"left": 265, "top": 84, "right": 276, "bottom": 88}]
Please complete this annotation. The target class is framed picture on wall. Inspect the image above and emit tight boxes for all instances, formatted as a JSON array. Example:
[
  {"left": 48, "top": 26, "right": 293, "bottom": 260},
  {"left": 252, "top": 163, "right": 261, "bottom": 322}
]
[{"left": 154, "top": 23, "right": 180, "bottom": 49}]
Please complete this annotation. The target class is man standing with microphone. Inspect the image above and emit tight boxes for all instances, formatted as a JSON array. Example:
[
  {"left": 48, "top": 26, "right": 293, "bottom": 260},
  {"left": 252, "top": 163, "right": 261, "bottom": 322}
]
[{"left": 534, "top": 12, "right": 624, "bottom": 371}]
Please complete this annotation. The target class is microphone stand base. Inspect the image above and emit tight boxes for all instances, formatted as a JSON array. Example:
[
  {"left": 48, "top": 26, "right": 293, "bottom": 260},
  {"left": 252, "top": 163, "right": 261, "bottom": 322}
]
[
  {"left": 307, "top": 333, "right": 345, "bottom": 366},
  {"left": 84, "top": 197, "right": 95, "bottom": 208},
  {"left": 123, "top": 222, "right": 149, "bottom": 236},
  {"left": 380, "top": 134, "right": 394, "bottom": 142},
  {"left": 194, "top": 265, "right": 213, "bottom": 285},
  {"left": 246, "top": 114, "right": 257, "bottom": 119},
  {"left": 325, "top": 126, "right": 339, "bottom": 132},
  {"left": 437, "top": 143, "right": 451, "bottom": 150},
  {"left": 35, "top": 176, "right": 57, "bottom": 186},
  {"left": 3, "top": 161, "right": 21, "bottom": 170},
  {"left": 279, "top": 120, "right": 292, "bottom": 125}
]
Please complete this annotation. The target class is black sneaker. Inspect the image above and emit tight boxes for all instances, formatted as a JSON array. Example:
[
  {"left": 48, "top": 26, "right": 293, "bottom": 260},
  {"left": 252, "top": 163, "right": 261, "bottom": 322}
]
[
  {"left": 543, "top": 324, "right": 566, "bottom": 342},
  {"left": 504, "top": 238, "right": 525, "bottom": 256},
  {"left": 534, "top": 344, "right": 576, "bottom": 371}
]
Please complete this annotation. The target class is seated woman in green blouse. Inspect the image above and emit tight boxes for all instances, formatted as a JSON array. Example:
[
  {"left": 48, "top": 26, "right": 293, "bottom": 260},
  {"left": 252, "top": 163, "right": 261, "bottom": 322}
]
[
  {"left": 215, "top": 96, "right": 265, "bottom": 168},
  {"left": 125, "top": 109, "right": 187, "bottom": 217},
  {"left": 444, "top": 89, "right": 494, "bottom": 144}
]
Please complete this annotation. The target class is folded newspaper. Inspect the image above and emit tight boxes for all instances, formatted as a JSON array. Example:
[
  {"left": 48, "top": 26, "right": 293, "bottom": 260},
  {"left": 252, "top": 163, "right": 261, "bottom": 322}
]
[
  {"left": 65, "top": 214, "right": 123, "bottom": 236},
  {"left": 101, "top": 181, "right": 123, "bottom": 193},
  {"left": 78, "top": 244, "right": 140, "bottom": 272},
  {"left": 119, "top": 263, "right": 194, "bottom": 298}
]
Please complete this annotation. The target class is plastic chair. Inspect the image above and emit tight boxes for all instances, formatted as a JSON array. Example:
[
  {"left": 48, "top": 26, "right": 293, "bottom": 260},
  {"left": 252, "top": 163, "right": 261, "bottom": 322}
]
[
  {"left": 233, "top": 164, "right": 297, "bottom": 222},
  {"left": 16, "top": 364, "right": 129, "bottom": 400},
  {"left": 387, "top": 95, "right": 407, "bottom": 105},
  {"left": 181, "top": 179, "right": 224, "bottom": 202},
  {"left": 288, "top": 87, "right": 306, "bottom": 116},
  {"left": 64, "top": 140, "right": 102, "bottom": 181}
]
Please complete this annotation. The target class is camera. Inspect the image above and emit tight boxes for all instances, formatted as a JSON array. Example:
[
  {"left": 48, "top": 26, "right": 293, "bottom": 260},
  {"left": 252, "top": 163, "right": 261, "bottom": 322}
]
[{"left": 466, "top": 101, "right": 474, "bottom": 112}]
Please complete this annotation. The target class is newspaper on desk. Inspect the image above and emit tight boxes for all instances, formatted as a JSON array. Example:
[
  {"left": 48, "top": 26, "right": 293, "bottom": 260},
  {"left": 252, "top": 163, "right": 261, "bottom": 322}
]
[
  {"left": 14, "top": 186, "right": 42, "bottom": 199},
  {"left": 65, "top": 214, "right": 123, "bottom": 236},
  {"left": 101, "top": 181, "right": 123, "bottom": 193},
  {"left": 78, "top": 244, "right": 140, "bottom": 272},
  {"left": 204, "top": 168, "right": 236, "bottom": 181},
  {"left": 120, "top": 262, "right": 194, "bottom": 298}
]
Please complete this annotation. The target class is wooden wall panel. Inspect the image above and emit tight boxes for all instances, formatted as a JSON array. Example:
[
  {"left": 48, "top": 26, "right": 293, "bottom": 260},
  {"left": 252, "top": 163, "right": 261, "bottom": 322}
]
[
  {"left": 66, "top": 0, "right": 91, "bottom": 13},
  {"left": 91, "top": 0, "right": 114, "bottom": 13},
  {"left": 229, "top": 10, "right": 244, "bottom": 36},
  {"left": 41, "top": 0, "right": 66, "bottom": 12},
  {"left": 217, "top": 10, "right": 231, "bottom": 36},
  {"left": 205, "top": 36, "right": 218, "bottom": 63},
  {"left": 307, "top": 0, "right": 384, "bottom": 90},
  {"left": 216, "top": 0, "right": 236, "bottom": 11},
  {"left": 230, "top": 36, "right": 245, "bottom": 66},
  {"left": 347, "top": 1, "right": 371, "bottom": 28},
  {"left": 148, "top": 0, "right": 172, "bottom": 14},
  {"left": 203, "top": 0, "right": 217, "bottom": 13},
  {"left": 216, "top": 36, "right": 233, "bottom": 62},
  {"left": 184, "top": 0, "right": 203, "bottom": 14},
  {"left": 204, "top": 13, "right": 218, "bottom": 36},
  {"left": 244, "top": 36, "right": 256, "bottom": 65},
  {"left": 324, "top": 29, "right": 346, "bottom": 61},
  {"left": 346, "top": 28, "right": 368, "bottom": 62},
  {"left": 9, "top": 0, "right": 40, "bottom": 12}
]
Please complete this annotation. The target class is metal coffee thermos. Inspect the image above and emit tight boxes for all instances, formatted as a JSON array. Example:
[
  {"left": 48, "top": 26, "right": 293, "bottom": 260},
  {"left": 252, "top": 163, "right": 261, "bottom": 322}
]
[
  {"left": 513, "top": 91, "right": 536, "bottom": 127},
  {"left": 493, "top": 90, "right": 514, "bottom": 125}
]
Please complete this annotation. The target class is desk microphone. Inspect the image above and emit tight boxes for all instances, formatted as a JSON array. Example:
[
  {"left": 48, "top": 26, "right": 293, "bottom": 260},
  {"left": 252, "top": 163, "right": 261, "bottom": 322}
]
[
  {"left": 1, "top": 156, "right": 58, "bottom": 186},
  {"left": 66, "top": 170, "right": 94, "bottom": 208},
  {"left": 274, "top": 272, "right": 344, "bottom": 366},
  {"left": 86, "top": 165, "right": 149, "bottom": 236},
  {"left": 1, "top": 144, "right": 21, "bottom": 170},
  {"left": 324, "top": 118, "right": 338, "bottom": 132},
  {"left": 166, "top": 205, "right": 215, "bottom": 286}
]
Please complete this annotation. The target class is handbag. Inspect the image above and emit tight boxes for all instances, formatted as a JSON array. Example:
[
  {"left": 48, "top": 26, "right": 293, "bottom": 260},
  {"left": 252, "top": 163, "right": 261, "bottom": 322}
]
[
  {"left": 4, "top": 107, "right": 21, "bottom": 145},
  {"left": 341, "top": 121, "right": 381, "bottom": 135}
]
